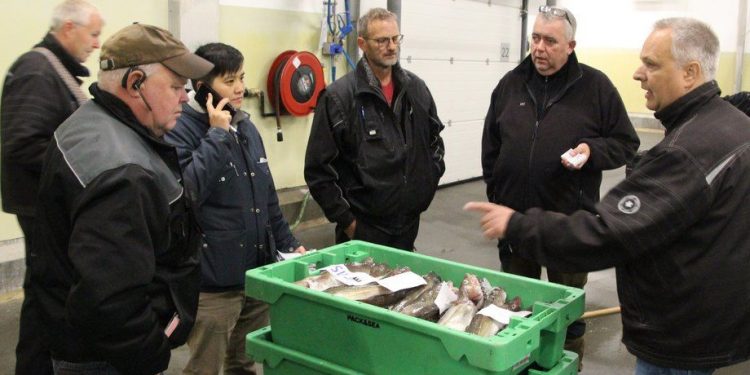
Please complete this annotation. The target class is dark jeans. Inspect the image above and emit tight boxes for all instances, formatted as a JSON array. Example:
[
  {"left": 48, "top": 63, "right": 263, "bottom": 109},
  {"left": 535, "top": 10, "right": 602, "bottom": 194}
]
[
  {"left": 499, "top": 242, "right": 587, "bottom": 366},
  {"left": 16, "top": 215, "right": 53, "bottom": 375},
  {"left": 635, "top": 358, "right": 714, "bottom": 375},
  {"left": 335, "top": 218, "right": 419, "bottom": 251}
]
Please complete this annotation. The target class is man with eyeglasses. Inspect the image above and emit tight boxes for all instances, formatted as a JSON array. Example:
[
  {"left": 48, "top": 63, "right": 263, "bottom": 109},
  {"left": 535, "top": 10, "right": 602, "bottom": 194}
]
[
  {"left": 305, "top": 7, "right": 445, "bottom": 251},
  {"left": 1, "top": 1, "right": 103, "bottom": 373},
  {"left": 480, "top": 5, "right": 639, "bottom": 368},
  {"left": 467, "top": 17, "right": 750, "bottom": 375}
]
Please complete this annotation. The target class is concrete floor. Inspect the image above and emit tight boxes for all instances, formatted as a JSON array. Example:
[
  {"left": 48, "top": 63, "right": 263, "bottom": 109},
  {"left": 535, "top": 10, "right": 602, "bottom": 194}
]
[{"left": 1, "top": 129, "right": 749, "bottom": 374}]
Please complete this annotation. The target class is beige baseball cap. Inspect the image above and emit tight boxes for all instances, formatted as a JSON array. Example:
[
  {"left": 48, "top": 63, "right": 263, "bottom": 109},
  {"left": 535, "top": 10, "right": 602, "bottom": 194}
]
[{"left": 99, "top": 23, "right": 213, "bottom": 79}]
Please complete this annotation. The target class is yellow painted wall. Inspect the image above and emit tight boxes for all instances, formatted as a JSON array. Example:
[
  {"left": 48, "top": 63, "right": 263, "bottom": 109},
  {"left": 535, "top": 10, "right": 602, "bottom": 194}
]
[
  {"left": 219, "top": 5, "right": 345, "bottom": 188},
  {"left": 576, "top": 49, "right": 743, "bottom": 114},
  {"left": 0, "top": 1, "right": 347, "bottom": 241},
  {"left": 0, "top": 0, "right": 168, "bottom": 241}
]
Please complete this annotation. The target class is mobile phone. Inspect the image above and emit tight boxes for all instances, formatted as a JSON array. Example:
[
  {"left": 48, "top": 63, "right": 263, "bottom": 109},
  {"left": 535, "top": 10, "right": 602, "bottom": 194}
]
[{"left": 194, "top": 84, "right": 238, "bottom": 118}]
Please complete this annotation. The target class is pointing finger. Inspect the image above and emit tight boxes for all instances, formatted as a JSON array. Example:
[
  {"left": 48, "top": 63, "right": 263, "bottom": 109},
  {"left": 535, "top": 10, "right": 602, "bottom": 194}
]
[{"left": 463, "top": 201, "right": 497, "bottom": 213}]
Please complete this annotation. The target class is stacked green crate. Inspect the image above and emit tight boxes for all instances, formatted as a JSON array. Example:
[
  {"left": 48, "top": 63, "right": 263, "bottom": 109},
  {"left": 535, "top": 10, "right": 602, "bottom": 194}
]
[{"left": 245, "top": 240, "right": 584, "bottom": 374}]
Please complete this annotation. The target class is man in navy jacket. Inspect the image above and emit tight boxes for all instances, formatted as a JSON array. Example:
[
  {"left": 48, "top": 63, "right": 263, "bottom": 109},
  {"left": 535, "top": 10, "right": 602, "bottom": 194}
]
[{"left": 165, "top": 43, "right": 305, "bottom": 374}]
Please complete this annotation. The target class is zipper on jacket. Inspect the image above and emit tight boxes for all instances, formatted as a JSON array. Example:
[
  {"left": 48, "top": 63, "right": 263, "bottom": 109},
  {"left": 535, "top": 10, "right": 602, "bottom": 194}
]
[{"left": 524, "top": 82, "right": 540, "bottom": 210}]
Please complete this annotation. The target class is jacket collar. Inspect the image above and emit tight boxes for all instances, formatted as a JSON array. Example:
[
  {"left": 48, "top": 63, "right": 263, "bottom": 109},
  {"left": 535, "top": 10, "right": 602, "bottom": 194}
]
[
  {"left": 355, "top": 56, "right": 411, "bottom": 98},
  {"left": 37, "top": 32, "right": 90, "bottom": 79},
  {"left": 516, "top": 51, "right": 582, "bottom": 86},
  {"left": 655, "top": 81, "right": 720, "bottom": 133},
  {"left": 89, "top": 83, "right": 174, "bottom": 148}
]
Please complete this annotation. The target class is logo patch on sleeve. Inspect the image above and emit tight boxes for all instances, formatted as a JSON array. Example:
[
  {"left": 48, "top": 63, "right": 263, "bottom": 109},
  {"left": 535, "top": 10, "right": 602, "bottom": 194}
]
[{"left": 617, "top": 195, "right": 641, "bottom": 214}]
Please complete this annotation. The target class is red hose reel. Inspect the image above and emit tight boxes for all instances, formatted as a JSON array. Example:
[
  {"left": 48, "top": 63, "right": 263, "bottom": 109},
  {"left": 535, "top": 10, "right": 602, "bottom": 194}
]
[{"left": 267, "top": 50, "right": 325, "bottom": 117}]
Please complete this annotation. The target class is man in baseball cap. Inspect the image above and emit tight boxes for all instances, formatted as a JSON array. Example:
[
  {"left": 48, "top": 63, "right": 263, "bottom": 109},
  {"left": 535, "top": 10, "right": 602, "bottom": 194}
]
[
  {"left": 28, "top": 23, "right": 211, "bottom": 373},
  {"left": 99, "top": 22, "right": 213, "bottom": 79}
]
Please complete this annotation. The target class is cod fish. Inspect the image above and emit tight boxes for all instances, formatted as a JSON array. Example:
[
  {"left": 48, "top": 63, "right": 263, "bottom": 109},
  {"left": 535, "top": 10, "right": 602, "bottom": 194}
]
[
  {"left": 325, "top": 266, "right": 415, "bottom": 307},
  {"left": 294, "top": 257, "right": 376, "bottom": 291},
  {"left": 465, "top": 287, "right": 507, "bottom": 337},
  {"left": 390, "top": 272, "right": 443, "bottom": 321},
  {"left": 437, "top": 274, "right": 481, "bottom": 331},
  {"left": 466, "top": 294, "right": 523, "bottom": 337}
]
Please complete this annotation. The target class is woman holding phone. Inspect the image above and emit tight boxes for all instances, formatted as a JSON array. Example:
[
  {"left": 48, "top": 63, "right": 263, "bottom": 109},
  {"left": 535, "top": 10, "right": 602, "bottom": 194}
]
[{"left": 165, "top": 43, "right": 306, "bottom": 374}]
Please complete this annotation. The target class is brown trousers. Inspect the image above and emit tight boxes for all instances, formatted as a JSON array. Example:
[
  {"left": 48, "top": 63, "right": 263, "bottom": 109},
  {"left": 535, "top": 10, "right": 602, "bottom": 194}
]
[{"left": 182, "top": 291, "right": 269, "bottom": 375}]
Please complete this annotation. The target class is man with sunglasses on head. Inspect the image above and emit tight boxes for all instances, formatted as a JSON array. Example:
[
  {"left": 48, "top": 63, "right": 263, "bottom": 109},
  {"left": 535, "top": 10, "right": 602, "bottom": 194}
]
[
  {"left": 29, "top": 23, "right": 214, "bottom": 374},
  {"left": 305, "top": 7, "right": 445, "bottom": 251},
  {"left": 481, "top": 6, "right": 639, "bottom": 368}
]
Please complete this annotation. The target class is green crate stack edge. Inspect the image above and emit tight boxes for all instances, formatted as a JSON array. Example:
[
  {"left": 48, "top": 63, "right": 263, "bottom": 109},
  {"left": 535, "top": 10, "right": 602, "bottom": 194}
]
[
  {"left": 246, "top": 326, "right": 580, "bottom": 375},
  {"left": 244, "top": 240, "right": 584, "bottom": 375}
]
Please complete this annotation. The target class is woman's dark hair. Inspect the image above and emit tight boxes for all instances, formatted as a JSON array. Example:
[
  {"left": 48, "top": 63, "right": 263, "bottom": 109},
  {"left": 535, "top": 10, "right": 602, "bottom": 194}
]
[{"left": 191, "top": 43, "right": 244, "bottom": 89}]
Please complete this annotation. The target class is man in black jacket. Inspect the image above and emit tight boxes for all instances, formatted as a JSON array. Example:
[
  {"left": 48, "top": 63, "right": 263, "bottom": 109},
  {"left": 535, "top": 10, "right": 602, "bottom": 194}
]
[
  {"left": 0, "top": 1, "right": 103, "bottom": 373},
  {"left": 305, "top": 7, "right": 445, "bottom": 251},
  {"left": 467, "top": 17, "right": 750, "bottom": 374},
  {"left": 30, "top": 23, "right": 213, "bottom": 374},
  {"left": 481, "top": 6, "right": 639, "bottom": 364}
]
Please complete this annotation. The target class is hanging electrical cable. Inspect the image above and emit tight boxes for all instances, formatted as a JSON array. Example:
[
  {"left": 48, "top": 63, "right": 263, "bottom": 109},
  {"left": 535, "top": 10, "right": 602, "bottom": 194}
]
[{"left": 322, "top": 0, "right": 356, "bottom": 80}]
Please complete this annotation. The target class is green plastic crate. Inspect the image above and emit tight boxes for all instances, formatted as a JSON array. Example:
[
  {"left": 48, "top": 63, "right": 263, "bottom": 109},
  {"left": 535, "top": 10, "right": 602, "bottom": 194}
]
[
  {"left": 246, "top": 326, "right": 580, "bottom": 375},
  {"left": 245, "top": 240, "right": 584, "bottom": 375}
]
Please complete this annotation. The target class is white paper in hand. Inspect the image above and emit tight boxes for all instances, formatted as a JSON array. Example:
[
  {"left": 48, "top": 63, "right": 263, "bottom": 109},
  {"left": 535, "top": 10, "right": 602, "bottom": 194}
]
[
  {"left": 277, "top": 249, "right": 316, "bottom": 261},
  {"left": 561, "top": 149, "right": 587, "bottom": 168}
]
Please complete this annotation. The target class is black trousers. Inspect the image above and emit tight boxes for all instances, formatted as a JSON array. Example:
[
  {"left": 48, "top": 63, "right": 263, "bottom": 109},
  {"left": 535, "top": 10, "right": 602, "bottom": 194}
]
[
  {"left": 15, "top": 215, "right": 53, "bottom": 375},
  {"left": 499, "top": 241, "right": 586, "bottom": 366},
  {"left": 335, "top": 218, "right": 419, "bottom": 251}
]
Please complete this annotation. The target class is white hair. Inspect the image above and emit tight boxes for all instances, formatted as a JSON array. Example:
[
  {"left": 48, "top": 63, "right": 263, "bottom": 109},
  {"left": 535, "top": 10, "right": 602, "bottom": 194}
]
[
  {"left": 654, "top": 18, "right": 719, "bottom": 81},
  {"left": 50, "top": 0, "right": 101, "bottom": 31},
  {"left": 98, "top": 64, "right": 160, "bottom": 93}
]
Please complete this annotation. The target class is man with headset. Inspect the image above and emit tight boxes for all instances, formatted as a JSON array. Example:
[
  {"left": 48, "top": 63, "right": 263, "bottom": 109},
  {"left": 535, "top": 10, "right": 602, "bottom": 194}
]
[{"left": 29, "top": 23, "right": 213, "bottom": 374}]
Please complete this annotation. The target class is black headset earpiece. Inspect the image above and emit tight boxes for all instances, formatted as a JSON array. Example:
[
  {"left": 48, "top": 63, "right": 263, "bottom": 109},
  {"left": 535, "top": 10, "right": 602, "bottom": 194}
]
[
  {"left": 120, "top": 67, "right": 148, "bottom": 90},
  {"left": 133, "top": 76, "right": 145, "bottom": 90}
]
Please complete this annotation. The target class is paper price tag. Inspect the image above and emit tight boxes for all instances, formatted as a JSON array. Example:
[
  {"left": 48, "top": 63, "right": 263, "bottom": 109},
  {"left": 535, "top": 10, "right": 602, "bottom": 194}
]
[
  {"left": 477, "top": 304, "right": 531, "bottom": 325},
  {"left": 321, "top": 264, "right": 377, "bottom": 286},
  {"left": 434, "top": 282, "right": 458, "bottom": 314},
  {"left": 377, "top": 271, "right": 426, "bottom": 292}
]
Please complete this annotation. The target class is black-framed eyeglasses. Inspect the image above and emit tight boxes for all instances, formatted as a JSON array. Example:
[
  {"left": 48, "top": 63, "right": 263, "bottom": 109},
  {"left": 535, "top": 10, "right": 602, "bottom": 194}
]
[
  {"left": 539, "top": 5, "right": 572, "bottom": 26},
  {"left": 366, "top": 34, "right": 404, "bottom": 47}
]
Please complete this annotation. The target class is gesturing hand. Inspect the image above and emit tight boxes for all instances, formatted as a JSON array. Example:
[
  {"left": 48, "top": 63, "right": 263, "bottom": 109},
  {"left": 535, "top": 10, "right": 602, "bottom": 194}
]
[{"left": 463, "top": 201, "right": 516, "bottom": 240}]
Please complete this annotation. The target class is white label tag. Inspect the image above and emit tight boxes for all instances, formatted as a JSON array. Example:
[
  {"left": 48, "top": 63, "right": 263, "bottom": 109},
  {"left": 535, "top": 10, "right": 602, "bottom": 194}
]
[
  {"left": 477, "top": 304, "right": 532, "bottom": 325},
  {"left": 321, "top": 264, "right": 377, "bottom": 286},
  {"left": 434, "top": 282, "right": 458, "bottom": 314},
  {"left": 377, "top": 271, "right": 426, "bottom": 292},
  {"left": 292, "top": 56, "right": 302, "bottom": 69}
]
